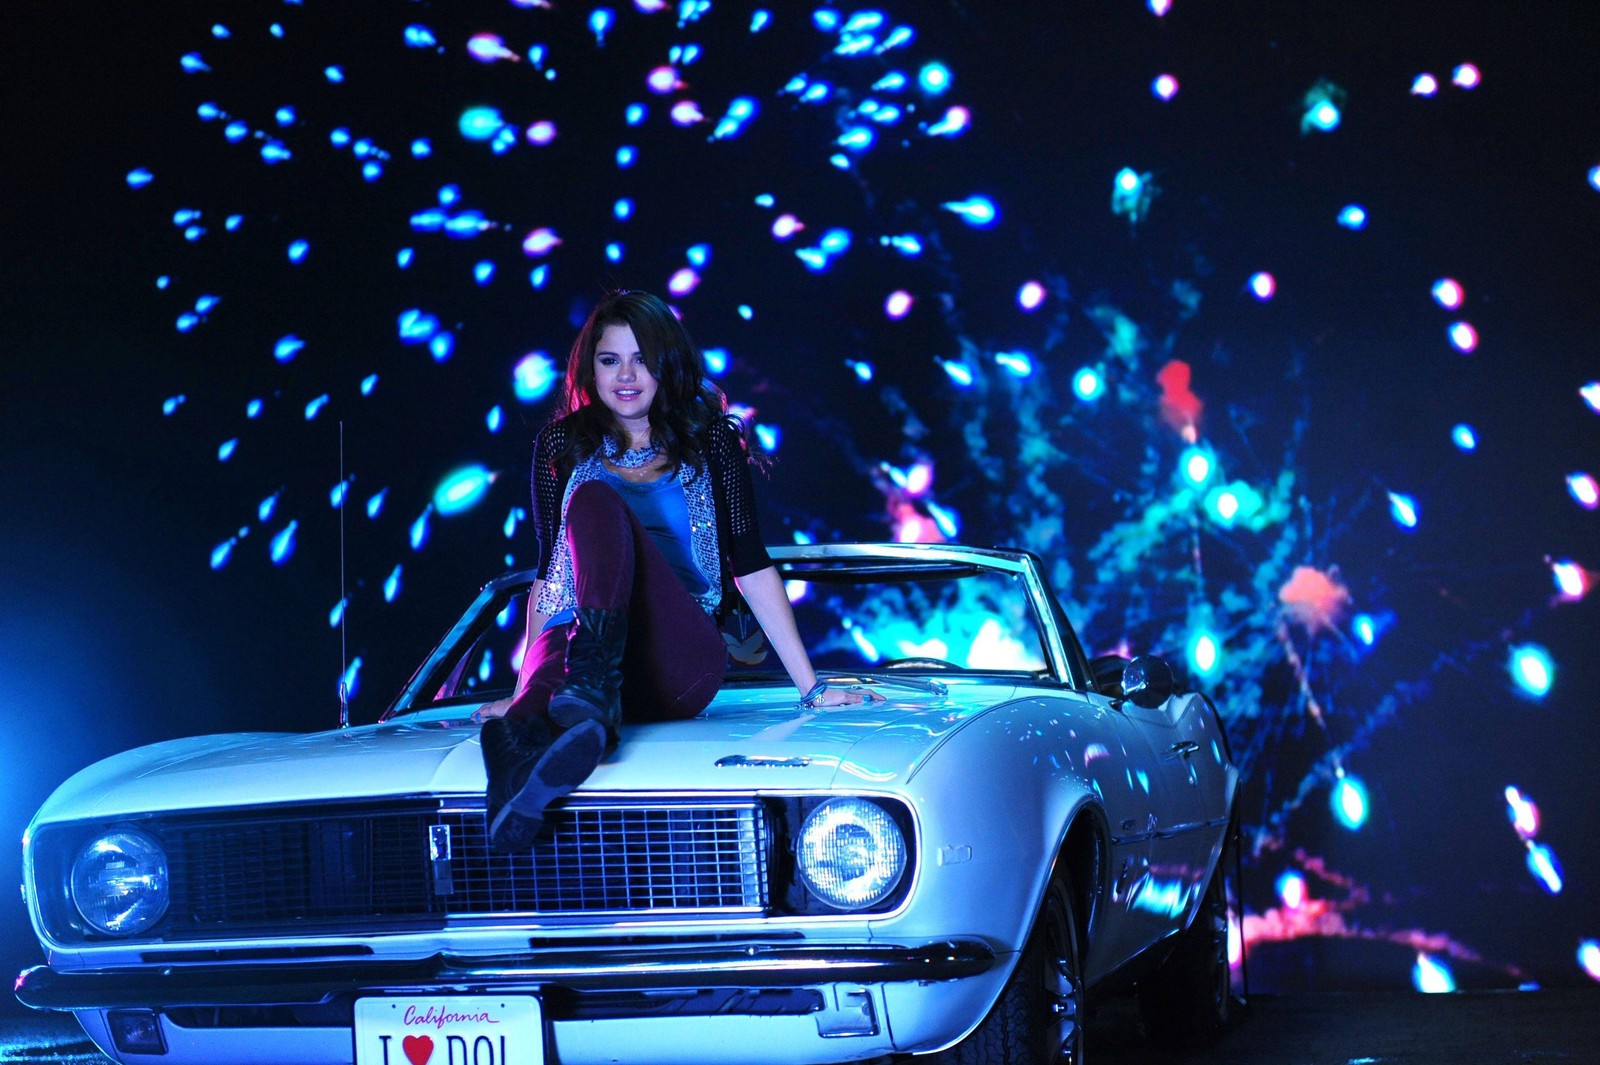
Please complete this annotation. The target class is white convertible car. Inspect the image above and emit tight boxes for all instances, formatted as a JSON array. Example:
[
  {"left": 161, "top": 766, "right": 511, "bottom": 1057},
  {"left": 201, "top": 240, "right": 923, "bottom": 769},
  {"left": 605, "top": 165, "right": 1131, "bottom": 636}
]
[{"left": 18, "top": 543, "right": 1238, "bottom": 1065}]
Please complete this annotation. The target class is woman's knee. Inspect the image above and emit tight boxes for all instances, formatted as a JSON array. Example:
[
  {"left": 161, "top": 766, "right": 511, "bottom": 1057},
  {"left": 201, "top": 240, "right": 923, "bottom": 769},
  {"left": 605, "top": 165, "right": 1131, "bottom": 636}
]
[
  {"left": 568, "top": 479, "right": 624, "bottom": 515},
  {"left": 565, "top": 481, "right": 631, "bottom": 545}
]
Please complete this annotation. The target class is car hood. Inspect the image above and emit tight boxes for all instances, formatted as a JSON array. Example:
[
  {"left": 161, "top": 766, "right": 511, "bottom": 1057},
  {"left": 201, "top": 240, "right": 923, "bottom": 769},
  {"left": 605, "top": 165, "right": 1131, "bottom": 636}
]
[{"left": 37, "top": 680, "right": 1038, "bottom": 823}]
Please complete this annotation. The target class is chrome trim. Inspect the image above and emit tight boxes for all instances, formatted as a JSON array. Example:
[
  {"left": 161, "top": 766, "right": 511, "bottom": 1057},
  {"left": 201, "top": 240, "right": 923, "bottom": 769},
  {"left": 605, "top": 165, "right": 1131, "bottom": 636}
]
[
  {"left": 429, "top": 823, "right": 454, "bottom": 897},
  {"left": 768, "top": 542, "right": 1073, "bottom": 684},
  {"left": 15, "top": 940, "right": 997, "bottom": 1011},
  {"left": 766, "top": 542, "right": 1032, "bottom": 570},
  {"left": 1114, "top": 813, "right": 1230, "bottom": 846},
  {"left": 813, "top": 673, "right": 948, "bottom": 700},
  {"left": 714, "top": 756, "right": 813, "bottom": 768},
  {"left": 448, "top": 904, "right": 772, "bottom": 919},
  {"left": 1152, "top": 814, "right": 1232, "bottom": 840},
  {"left": 387, "top": 581, "right": 511, "bottom": 718}
]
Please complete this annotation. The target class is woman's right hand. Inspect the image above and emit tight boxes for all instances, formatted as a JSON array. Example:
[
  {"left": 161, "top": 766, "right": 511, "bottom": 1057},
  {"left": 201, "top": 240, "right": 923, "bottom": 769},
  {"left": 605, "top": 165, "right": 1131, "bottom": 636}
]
[
  {"left": 472, "top": 698, "right": 513, "bottom": 722},
  {"left": 807, "top": 682, "right": 884, "bottom": 708}
]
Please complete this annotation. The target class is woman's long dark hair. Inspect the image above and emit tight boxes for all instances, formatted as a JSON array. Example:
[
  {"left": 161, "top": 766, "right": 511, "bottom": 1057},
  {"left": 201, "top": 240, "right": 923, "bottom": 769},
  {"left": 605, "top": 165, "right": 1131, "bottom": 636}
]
[{"left": 556, "top": 290, "right": 752, "bottom": 476}]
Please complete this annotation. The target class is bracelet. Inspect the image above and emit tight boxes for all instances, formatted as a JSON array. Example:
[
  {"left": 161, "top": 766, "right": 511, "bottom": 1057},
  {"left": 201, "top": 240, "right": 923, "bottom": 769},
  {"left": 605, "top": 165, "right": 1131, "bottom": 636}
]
[{"left": 797, "top": 679, "right": 829, "bottom": 708}]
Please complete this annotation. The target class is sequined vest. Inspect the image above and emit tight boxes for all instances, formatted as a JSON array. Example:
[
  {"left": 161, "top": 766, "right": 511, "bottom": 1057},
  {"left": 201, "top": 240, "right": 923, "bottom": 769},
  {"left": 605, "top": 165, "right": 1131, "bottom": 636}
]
[{"left": 534, "top": 452, "right": 722, "bottom": 618}]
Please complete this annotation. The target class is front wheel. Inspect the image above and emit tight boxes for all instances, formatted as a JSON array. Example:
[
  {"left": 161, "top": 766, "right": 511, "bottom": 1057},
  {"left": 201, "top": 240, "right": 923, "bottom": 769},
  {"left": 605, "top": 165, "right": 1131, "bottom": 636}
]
[{"left": 932, "top": 871, "right": 1084, "bottom": 1065}]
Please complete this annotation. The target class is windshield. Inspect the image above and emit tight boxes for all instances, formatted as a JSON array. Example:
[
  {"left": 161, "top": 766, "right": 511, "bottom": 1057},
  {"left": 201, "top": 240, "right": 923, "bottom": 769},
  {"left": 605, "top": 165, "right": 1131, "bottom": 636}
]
[
  {"left": 390, "top": 558, "right": 1052, "bottom": 715},
  {"left": 731, "top": 563, "right": 1048, "bottom": 678}
]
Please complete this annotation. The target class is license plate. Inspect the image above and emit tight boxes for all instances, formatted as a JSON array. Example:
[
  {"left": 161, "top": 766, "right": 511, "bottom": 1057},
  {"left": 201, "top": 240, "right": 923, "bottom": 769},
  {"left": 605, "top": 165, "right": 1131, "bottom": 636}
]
[{"left": 354, "top": 995, "right": 543, "bottom": 1065}]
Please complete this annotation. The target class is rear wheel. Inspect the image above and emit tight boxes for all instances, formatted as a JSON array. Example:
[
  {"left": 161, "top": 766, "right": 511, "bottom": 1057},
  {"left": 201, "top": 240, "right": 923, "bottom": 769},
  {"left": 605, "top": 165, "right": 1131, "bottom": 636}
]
[
  {"left": 932, "top": 871, "right": 1084, "bottom": 1065},
  {"left": 1136, "top": 842, "right": 1234, "bottom": 1048}
]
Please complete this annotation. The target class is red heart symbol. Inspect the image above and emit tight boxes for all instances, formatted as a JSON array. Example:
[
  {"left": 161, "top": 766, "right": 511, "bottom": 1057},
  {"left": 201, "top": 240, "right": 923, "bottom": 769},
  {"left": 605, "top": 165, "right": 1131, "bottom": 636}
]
[{"left": 402, "top": 1034, "right": 434, "bottom": 1065}]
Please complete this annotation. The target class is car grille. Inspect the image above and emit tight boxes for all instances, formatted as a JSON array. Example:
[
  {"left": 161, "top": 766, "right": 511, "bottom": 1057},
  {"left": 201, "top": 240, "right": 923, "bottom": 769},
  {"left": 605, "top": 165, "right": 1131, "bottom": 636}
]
[{"left": 158, "top": 800, "right": 770, "bottom": 936}]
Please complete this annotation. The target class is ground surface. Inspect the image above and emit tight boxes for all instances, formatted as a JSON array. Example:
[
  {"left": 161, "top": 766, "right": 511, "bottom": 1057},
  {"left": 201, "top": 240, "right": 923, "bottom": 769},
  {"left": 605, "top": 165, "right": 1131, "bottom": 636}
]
[
  {"left": 3, "top": 989, "right": 1596, "bottom": 1063},
  {"left": 1092, "top": 987, "right": 1597, "bottom": 1064}
]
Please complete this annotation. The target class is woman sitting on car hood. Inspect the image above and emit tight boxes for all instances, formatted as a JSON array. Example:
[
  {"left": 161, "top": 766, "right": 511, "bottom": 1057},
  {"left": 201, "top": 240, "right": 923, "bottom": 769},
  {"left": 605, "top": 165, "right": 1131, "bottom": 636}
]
[{"left": 481, "top": 289, "right": 876, "bottom": 853}]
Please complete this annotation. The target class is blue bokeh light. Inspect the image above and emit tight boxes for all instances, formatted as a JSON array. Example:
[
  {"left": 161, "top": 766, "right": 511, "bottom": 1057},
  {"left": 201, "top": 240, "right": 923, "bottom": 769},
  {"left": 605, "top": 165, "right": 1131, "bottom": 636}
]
[{"left": 434, "top": 465, "right": 493, "bottom": 515}]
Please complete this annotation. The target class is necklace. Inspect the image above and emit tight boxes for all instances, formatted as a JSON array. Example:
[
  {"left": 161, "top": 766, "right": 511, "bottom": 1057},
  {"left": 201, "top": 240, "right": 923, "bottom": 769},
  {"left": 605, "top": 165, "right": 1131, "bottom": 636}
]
[{"left": 603, "top": 436, "right": 662, "bottom": 469}]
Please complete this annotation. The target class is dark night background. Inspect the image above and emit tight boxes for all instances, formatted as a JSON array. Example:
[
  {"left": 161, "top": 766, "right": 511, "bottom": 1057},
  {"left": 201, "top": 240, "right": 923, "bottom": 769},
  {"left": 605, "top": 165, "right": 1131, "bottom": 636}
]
[{"left": 3, "top": 0, "right": 1598, "bottom": 1021}]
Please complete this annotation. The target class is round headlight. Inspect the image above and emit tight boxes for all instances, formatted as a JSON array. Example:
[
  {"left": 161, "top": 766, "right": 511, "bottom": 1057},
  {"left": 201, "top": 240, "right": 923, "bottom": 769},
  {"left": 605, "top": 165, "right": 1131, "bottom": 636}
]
[
  {"left": 71, "top": 830, "right": 169, "bottom": 936},
  {"left": 796, "top": 798, "right": 907, "bottom": 911}
]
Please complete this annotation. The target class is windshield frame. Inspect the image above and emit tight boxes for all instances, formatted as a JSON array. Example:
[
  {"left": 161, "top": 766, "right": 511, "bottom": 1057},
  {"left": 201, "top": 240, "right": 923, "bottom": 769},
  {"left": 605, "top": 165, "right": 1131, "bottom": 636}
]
[{"left": 767, "top": 543, "right": 1082, "bottom": 686}]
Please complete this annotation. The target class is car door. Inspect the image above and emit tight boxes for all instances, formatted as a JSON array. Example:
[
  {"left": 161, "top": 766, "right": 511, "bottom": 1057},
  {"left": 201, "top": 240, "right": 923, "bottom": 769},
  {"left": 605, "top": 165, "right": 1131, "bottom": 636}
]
[
  {"left": 1121, "top": 692, "right": 1233, "bottom": 915},
  {"left": 1071, "top": 691, "right": 1179, "bottom": 979}
]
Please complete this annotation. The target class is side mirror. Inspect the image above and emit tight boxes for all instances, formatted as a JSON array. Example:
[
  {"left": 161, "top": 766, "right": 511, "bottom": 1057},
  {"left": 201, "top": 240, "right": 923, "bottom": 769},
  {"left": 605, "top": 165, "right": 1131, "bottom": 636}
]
[{"left": 1121, "top": 655, "right": 1175, "bottom": 709}]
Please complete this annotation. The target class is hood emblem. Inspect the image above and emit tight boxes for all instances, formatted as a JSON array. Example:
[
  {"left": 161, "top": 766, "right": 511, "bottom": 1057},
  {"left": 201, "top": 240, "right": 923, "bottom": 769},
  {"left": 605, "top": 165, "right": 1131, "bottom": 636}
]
[
  {"left": 429, "top": 824, "right": 454, "bottom": 896},
  {"left": 715, "top": 755, "right": 812, "bottom": 768}
]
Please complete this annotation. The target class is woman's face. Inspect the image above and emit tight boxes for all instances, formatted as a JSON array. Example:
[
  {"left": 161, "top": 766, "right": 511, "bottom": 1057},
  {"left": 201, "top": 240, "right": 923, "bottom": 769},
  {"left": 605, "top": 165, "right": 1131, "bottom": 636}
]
[{"left": 593, "top": 323, "right": 658, "bottom": 435}]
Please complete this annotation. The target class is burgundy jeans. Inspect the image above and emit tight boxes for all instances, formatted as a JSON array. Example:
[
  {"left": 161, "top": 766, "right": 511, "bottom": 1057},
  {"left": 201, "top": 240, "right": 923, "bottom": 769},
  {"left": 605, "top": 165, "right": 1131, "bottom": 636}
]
[{"left": 506, "top": 480, "right": 726, "bottom": 723}]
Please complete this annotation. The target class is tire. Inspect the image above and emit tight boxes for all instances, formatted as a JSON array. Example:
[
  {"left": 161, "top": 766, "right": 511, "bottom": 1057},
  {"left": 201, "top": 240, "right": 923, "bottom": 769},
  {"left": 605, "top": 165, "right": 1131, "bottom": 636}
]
[
  {"left": 932, "top": 871, "right": 1085, "bottom": 1065},
  {"left": 1136, "top": 844, "right": 1234, "bottom": 1049}
]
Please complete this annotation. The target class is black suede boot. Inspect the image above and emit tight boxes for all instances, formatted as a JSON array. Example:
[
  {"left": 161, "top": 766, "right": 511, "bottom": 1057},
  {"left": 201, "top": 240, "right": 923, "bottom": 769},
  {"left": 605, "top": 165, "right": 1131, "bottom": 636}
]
[
  {"left": 481, "top": 715, "right": 555, "bottom": 851},
  {"left": 489, "top": 720, "right": 607, "bottom": 854},
  {"left": 548, "top": 607, "right": 627, "bottom": 736}
]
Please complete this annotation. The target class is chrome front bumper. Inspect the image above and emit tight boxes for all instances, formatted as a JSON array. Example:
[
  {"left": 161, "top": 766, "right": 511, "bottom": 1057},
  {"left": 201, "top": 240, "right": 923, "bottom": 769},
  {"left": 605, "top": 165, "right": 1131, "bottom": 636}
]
[{"left": 17, "top": 939, "right": 996, "bottom": 1011}]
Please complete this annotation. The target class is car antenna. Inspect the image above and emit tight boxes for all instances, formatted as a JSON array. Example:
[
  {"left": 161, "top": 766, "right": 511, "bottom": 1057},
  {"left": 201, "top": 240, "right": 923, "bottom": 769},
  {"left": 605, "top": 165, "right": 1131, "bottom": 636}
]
[{"left": 337, "top": 419, "right": 349, "bottom": 729}]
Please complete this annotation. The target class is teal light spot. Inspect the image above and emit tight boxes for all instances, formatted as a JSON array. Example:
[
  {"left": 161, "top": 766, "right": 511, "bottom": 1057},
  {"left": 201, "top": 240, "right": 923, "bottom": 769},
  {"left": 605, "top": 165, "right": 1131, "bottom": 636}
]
[{"left": 434, "top": 466, "right": 492, "bottom": 515}]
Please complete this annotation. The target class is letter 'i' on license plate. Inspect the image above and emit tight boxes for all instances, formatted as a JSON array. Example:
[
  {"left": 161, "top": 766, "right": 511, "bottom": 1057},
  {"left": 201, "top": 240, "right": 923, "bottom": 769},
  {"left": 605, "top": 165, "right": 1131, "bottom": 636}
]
[{"left": 354, "top": 996, "right": 543, "bottom": 1065}]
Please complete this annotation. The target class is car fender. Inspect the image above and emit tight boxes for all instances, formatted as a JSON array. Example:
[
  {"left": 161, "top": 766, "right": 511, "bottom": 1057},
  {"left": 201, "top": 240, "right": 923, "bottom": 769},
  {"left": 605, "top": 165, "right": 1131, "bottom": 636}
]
[
  {"left": 860, "top": 694, "right": 1111, "bottom": 1051},
  {"left": 29, "top": 733, "right": 298, "bottom": 827},
  {"left": 863, "top": 693, "right": 1110, "bottom": 954}
]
